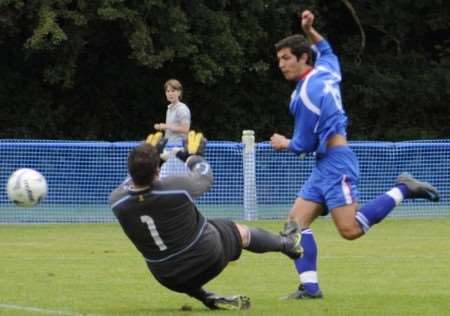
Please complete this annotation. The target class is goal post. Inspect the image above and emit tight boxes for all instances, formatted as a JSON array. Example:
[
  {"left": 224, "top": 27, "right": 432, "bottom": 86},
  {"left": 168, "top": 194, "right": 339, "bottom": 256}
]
[{"left": 242, "top": 130, "right": 257, "bottom": 220}]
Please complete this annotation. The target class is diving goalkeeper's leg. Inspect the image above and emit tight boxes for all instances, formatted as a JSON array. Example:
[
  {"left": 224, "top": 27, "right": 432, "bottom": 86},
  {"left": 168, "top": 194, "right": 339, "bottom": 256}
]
[{"left": 235, "top": 223, "right": 303, "bottom": 259}]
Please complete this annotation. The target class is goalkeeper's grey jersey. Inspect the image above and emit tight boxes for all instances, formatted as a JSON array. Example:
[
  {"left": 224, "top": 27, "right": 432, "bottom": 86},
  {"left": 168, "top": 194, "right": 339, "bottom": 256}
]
[{"left": 109, "top": 156, "right": 212, "bottom": 262}]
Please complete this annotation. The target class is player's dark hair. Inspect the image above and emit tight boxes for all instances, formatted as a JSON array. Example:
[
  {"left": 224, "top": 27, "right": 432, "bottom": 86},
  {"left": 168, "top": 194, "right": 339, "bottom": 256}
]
[
  {"left": 275, "top": 34, "right": 312, "bottom": 65},
  {"left": 128, "top": 143, "right": 160, "bottom": 187}
]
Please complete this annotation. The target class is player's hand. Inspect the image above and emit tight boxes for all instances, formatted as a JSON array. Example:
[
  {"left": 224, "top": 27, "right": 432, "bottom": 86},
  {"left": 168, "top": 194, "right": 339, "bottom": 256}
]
[
  {"left": 175, "top": 130, "right": 207, "bottom": 161},
  {"left": 270, "top": 133, "right": 290, "bottom": 150},
  {"left": 146, "top": 132, "right": 168, "bottom": 155},
  {"left": 300, "top": 10, "right": 314, "bottom": 32}
]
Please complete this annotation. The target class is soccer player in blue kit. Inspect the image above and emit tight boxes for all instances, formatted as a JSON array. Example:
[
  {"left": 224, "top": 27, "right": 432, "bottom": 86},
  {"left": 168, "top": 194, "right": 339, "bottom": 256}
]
[{"left": 270, "top": 10, "right": 440, "bottom": 299}]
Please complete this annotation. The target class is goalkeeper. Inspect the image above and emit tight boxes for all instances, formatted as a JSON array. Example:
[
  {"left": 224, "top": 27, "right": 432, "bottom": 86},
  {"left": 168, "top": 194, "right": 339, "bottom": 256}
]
[{"left": 109, "top": 131, "right": 303, "bottom": 311}]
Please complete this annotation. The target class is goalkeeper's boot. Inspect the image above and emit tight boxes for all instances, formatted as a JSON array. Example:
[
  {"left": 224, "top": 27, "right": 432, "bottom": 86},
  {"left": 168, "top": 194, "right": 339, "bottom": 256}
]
[
  {"left": 285, "top": 284, "right": 323, "bottom": 300},
  {"left": 397, "top": 172, "right": 440, "bottom": 202},
  {"left": 203, "top": 294, "right": 251, "bottom": 310},
  {"left": 281, "top": 232, "right": 303, "bottom": 260},
  {"left": 280, "top": 221, "right": 303, "bottom": 259}
]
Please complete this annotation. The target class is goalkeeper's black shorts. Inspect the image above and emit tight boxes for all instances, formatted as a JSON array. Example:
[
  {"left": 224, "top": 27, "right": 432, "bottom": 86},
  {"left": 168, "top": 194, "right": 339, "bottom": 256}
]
[{"left": 147, "top": 218, "right": 242, "bottom": 293}]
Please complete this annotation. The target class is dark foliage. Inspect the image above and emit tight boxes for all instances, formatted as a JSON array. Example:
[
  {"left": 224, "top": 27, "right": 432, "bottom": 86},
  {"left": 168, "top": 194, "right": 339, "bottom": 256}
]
[{"left": 0, "top": 0, "right": 449, "bottom": 141}]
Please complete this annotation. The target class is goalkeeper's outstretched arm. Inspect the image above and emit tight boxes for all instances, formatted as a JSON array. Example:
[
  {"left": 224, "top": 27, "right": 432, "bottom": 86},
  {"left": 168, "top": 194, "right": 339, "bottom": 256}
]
[
  {"left": 159, "top": 131, "right": 213, "bottom": 199},
  {"left": 158, "top": 155, "right": 213, "bottom": 200}
]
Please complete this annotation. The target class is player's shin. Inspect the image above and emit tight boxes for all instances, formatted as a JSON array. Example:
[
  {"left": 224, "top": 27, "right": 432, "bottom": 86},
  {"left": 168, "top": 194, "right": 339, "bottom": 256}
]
[{"left": 355, "top": 189, "right": 400, "bottom": 233}]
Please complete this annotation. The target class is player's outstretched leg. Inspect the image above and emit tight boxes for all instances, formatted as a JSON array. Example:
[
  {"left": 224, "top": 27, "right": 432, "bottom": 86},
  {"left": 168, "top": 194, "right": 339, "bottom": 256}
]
[
  {"left": 397, "top": 172, "right": 440, "bottom": 201},
  {"left": 356, "top": 173, "right": 440, "bottom": 233}
]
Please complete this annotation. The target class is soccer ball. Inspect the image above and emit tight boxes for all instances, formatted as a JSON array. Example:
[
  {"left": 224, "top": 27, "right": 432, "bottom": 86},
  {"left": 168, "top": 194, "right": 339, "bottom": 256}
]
[{"left": 7, "top": 168, "right": 48, "bottom": 207}]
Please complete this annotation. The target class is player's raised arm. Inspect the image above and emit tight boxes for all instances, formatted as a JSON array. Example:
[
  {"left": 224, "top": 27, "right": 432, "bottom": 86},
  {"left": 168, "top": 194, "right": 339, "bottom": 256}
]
[
  {"left": 300, "top": 10, "right": 323, "bottom": 45},
  {"left": 301, "top": 10, "right": 340, "bottom": 77}
]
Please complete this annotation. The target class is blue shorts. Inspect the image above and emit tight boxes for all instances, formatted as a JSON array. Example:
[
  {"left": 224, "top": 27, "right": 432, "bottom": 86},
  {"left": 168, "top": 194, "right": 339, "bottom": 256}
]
[{"left": 299, "top": 146, "right": 360, "bottom": 215}]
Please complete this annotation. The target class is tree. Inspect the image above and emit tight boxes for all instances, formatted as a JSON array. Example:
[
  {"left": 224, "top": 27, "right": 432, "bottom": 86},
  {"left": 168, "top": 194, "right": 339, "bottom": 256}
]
[{"left": 0, "top": 0, "right": 448, "bottom": 140}]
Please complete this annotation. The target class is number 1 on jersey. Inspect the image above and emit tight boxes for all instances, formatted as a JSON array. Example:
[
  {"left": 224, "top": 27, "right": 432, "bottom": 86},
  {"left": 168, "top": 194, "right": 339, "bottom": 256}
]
[{"left": 140, "top": 215, "right": 168, "bottom": 251}]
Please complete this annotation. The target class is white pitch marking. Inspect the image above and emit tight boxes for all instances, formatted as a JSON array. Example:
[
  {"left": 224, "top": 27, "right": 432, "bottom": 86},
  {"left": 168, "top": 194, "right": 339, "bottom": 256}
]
[{"left": 0, "top": 303, "right": 100, "bottom": 316}]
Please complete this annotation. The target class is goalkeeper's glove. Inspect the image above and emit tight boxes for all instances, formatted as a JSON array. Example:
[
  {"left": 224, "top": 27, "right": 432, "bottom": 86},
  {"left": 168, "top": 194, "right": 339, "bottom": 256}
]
[
  {"left": 145, "top": 132, "right": 169, "bottom": 162},
  {"left": 175, "top": 130, "right": 207, "bottom": 162}
]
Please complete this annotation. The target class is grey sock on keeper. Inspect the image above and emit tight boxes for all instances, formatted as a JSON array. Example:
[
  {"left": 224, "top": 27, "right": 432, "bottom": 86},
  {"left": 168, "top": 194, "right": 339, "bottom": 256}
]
[{"left": 246, "top": 227, "right": 284, "bottom": 253}]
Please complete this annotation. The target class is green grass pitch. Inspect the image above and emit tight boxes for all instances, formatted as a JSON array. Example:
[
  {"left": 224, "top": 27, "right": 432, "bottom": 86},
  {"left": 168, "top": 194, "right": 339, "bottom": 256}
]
[{"left": 1, "top": 218, "right": 450, "bottom": 315}]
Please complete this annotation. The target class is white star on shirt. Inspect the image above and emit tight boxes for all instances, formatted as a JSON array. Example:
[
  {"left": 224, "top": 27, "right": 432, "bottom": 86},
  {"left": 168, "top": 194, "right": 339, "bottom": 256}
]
[{"left": 323, "top": 80, "right": 343, "bottom": 111}]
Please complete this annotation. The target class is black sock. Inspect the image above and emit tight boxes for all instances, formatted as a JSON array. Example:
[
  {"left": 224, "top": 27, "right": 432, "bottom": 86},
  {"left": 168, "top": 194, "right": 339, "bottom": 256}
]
[
  {"left": 185, "top": 288, "right": 217, "bottom": 309},
  {"left": 246, "top": 227, "right": 286, "bottom": 253},
  {"left": 186, "top": 287, "right": 212, "bottom": 301}
]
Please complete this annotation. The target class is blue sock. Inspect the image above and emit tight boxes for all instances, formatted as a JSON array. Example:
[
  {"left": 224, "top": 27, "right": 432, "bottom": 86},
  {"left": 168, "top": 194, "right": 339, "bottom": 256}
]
[
  {"left": 356, "top": 185, "right": 408, "bottom": 233},
  {"left": 396, "top": 183, "right": 410, "bottom": 198},
  {"left": 294, "top": 228, "right": 320, "bottom": 295}
]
